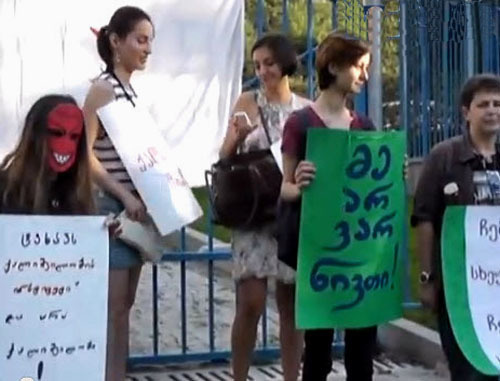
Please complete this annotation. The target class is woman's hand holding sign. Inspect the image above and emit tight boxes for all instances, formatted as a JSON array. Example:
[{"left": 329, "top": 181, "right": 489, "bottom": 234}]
[
  {"left": 103, "top": 214, "right": 123, "bottom": 238},
  {"left": 122, "top": 193, "right": 147, "bottom": 222},
  {"left": 294, "top": 160, "right": 316, "bottom": 190}
]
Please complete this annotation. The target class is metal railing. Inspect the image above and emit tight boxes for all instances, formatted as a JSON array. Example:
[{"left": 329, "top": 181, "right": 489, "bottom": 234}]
[
  {"left": 127, "top": 0, "right": 500, "bottom": 368},
  {"left": 403, "top": 0, "right": 500, "bottom": 158}
]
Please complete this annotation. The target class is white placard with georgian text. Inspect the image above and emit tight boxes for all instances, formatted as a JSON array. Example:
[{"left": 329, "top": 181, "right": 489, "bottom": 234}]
[
  {"left": 98, "top": 101, "right": 203, "bottom": 235},
  {"left": 0, "top": 215, "right": 108, "bottom": 381}
]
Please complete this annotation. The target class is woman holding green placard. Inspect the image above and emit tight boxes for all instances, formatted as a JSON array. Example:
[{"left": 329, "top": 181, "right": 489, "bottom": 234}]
[{"left": 279, "top": 32, "right": 377, "bottom": 381}]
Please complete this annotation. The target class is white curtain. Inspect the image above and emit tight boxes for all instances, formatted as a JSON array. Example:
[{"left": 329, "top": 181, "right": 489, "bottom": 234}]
[{"left": 0, "top": 0, "right": 244, "bottom": 186}]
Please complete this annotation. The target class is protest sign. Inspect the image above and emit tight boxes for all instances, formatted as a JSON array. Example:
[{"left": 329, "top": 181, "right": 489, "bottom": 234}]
[
  {"left": 296, "top": 129, "right": 405, "bottom": 328},
  {"left": 442, "top": 206, "right": 500, "bottom": 375},
  {"left": 98, "top": 101, "right": 203, "bottom": 236},
  {"left": 0, "top": 215, "right": 109, "bottom": 381}
]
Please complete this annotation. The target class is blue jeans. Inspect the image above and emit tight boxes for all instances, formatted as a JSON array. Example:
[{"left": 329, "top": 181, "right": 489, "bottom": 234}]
[{"left": 96, "top": 190, "right": 142, "bottom": 269}]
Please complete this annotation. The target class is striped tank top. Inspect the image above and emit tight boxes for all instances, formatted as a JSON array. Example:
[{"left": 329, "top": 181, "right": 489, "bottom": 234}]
[{"left": 93, "top": 72, "right": 137, "bottom": 191}]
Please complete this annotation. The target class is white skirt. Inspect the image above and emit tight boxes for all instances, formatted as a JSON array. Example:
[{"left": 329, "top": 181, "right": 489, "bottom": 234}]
[{"left": 231, "top": 223, "right": 295, "bottom": 284}]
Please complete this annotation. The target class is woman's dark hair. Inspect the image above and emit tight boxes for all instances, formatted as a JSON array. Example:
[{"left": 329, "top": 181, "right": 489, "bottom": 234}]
[
  {"left": 316, "top": 32, "right": 371, "bottom": 90},
  {"left": 0, "top": 95, "right": 94, "bottom": 214},
  {"left": 97, "top": 6, "right": 152, "bottom": 72},
  {"left": 251, "top": 33, "right": 298, "bottom": 77},
  {"left": 460, "top": 73, "right": 500, "bottom": 110}
]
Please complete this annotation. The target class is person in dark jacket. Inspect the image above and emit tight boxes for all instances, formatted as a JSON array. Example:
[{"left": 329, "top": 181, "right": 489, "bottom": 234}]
[{"left": 412, "top": 74, "right": 500, "bottom": 381}]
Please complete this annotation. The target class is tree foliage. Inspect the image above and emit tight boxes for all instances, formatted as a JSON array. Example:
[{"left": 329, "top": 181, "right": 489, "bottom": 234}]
[{"left": 244, "top": 0, "right": 401, "bottom": 116}]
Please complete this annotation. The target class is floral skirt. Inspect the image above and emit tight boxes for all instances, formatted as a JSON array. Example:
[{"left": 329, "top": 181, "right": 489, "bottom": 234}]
[{"left": 232, "top": 223, "right": 295, "bottom": 284}]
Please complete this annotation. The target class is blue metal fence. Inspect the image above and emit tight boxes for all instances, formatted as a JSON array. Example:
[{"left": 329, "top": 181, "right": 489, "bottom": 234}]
[
  {"left": 403, "top": 0, "right": 500, "bottom": 158},
  {"left": 128, "top": 0, "right": 500, "bottom": 369},
  {"left": 128, "top": 1, "right": 379, "bottom": 371},
  {"left": 129, "top": 230, "right": 236, "bottom": 367},
  {"left": 127, "top": 0, "right": 408, "bottom": 370}
]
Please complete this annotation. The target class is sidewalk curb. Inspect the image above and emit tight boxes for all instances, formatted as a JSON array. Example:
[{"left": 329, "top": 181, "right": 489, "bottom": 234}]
[{"left": 378, "top": 318, "right": 446, "bottom": 369}]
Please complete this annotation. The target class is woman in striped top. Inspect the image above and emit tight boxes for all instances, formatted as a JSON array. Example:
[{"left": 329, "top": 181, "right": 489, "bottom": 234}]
[
  {"left": 82, "top": 6, "right": 154, "bottom": 381},
  {"left": 92, "top": 71, "right": 138, "bottom": 192}
]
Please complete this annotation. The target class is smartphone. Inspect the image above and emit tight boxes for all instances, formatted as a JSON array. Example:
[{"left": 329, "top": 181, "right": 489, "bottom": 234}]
[{"left": 233, "top": 111, "right": 252, "bottom": 128}]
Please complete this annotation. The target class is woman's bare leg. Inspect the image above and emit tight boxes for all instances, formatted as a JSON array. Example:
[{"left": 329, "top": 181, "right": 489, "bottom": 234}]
[
  {"left": 231, "top": 277, "right": 267, "bottom": 381},
  {"left": 277, "top": 281, "right": 303, "bottom": 381},
  {"left": 106, "top": 265, "right": 142, "bottom": 381}
]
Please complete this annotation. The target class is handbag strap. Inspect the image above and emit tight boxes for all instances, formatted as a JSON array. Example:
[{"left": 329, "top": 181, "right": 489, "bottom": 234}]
[
  {"left": 204, "top": 169, "right": 218, "bottom": 221},
  {"left": 241, "top": 164, "right": 262, "bottom": 228},
  {"left": 255, "top": 91, "right": 272, "bottom": 147}
]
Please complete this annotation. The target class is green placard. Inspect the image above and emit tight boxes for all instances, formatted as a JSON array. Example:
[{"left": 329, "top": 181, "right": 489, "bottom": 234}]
[
  {"left": 296, "top": 129, "right": 405, "bottom": 329},
  {"left": 442, "top": 206, "right": 500, "bottom": 375}
]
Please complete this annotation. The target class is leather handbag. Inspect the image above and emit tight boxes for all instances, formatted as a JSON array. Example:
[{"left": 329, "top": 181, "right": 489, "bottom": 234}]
[{"left": 205, "top": 104, "right": 282, "bottom": 229}]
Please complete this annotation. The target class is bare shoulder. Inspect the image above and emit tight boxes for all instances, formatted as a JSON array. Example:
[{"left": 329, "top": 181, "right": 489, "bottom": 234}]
[
  {"left": 239, "top": 91, "right": 256, "bottom": 103},
  {"left": 232, "top": 91, "right": 257, "bottom": 113},
  {"left": 84, "top": 79, "right": 115, "bottom": 111}
]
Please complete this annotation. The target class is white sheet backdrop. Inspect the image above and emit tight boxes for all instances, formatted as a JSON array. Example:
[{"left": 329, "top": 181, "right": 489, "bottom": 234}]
[{"left": 0, "top": 0, "right": 244, "bottom": 186}]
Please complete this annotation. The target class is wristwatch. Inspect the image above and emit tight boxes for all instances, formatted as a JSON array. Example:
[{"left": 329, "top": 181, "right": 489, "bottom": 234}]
[{"left": 419, "top": 271, "right": 434, "bottom": 284}]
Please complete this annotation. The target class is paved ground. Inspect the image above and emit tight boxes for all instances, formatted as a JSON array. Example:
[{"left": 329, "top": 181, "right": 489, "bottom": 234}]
[
  {"left": 126, "top": 359, "right": 447, "bottom": 380},
  {"left": 126, "top": 237, "right": 448, "bottom": 381}
]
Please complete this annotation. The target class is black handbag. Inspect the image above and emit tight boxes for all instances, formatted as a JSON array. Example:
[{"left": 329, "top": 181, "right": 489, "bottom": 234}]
[
  {"left": 205, "top": 105, "right": 282, "bottom": 229},
  {"left": 277, "top": 200, "right": 301, "bottom": 270}
]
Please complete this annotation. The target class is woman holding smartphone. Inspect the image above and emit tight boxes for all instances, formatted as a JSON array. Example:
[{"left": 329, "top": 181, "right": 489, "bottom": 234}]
[{"left": 219, "top": 33, "right": 310, "bottom": 381}]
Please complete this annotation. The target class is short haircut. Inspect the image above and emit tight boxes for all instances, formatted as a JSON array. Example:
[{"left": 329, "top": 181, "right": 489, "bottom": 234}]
[
  {"left": 460, "top": 74, "right": 500, "bottom": 109},
  {"left": 251, "top": 33, "right": 298, "bottom": 77},
  {"left": 316, "top": 32, "right": 370, "bottom": 90}
]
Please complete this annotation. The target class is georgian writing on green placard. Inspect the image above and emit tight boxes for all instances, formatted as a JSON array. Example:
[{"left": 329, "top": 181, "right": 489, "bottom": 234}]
[{"left": 296, "top": 129, "right": 405, "bottom": 329}]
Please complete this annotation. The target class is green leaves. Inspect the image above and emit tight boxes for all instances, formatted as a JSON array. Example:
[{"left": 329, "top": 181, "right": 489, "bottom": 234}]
[{"left": 244, "top": 0, "right": 401, "bottom": 110}]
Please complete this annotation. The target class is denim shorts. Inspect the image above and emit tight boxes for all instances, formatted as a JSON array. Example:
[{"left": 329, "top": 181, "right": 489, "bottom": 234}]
[{"left": 96, "top": 190, "right": 143, "bottom": 269}]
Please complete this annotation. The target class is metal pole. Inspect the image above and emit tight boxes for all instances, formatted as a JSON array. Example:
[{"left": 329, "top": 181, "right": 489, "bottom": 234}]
[
  {"left": 282, "top": 0, "right": 290, "bottom": 34},
  {"left": 306, "top": 0, "right": 314, "bottom": 99},
  {"left": 257, "top": 0, "right": 265, "bottom": 38},
  {"left": 399, "top": 0, "right": 408, "bottom": 137},
  {"left": 331, "top": 0, "right": 338, "bottom": 30},
  {"left": 418, "top": 4, "right": 430, "bottom": 156},
  {"left": 465, "top": 1, "right": 475, "bottom": 77},
  {"left": 397, "top": 0, "right": 412, "bottom": 305},
  {"left": 364, "top": 0, "right": 383, "bottom": 130}
]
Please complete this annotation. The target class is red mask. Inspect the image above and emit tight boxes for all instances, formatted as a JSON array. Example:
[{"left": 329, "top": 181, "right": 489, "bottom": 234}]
[{"left": 46, "top": 104, "right": 84, "bottom": 173}]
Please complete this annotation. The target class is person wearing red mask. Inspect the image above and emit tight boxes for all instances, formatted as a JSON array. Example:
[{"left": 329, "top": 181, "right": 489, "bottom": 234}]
[
  {"left": 0, "top": 94, "right": 94, "bottom": 215},
  {"left": 46, "top": 103, "right": 85, "bottom": 174}
]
